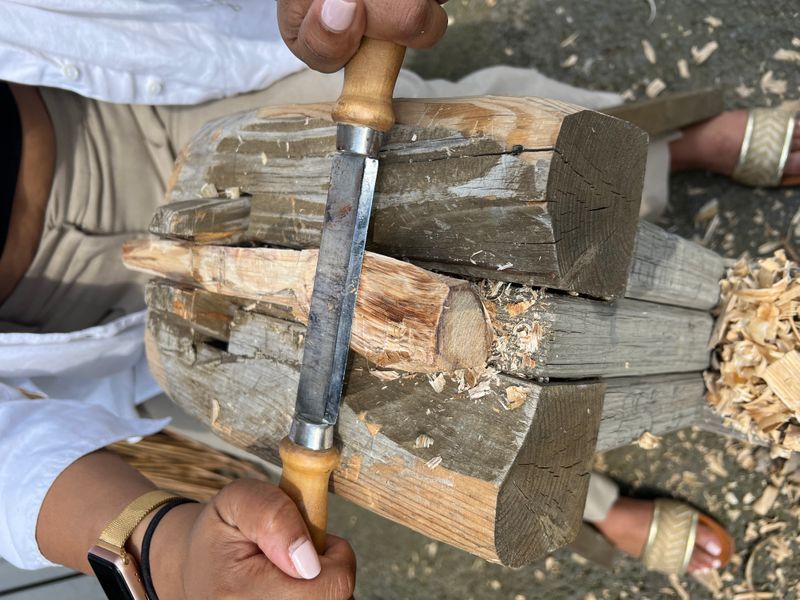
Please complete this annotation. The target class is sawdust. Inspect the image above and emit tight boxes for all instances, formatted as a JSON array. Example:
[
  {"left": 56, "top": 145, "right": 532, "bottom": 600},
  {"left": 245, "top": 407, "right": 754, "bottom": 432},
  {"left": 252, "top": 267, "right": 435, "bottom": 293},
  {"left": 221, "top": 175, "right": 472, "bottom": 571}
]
[{"left": 705, "top": 251, "right": 800, "bottom": 456}]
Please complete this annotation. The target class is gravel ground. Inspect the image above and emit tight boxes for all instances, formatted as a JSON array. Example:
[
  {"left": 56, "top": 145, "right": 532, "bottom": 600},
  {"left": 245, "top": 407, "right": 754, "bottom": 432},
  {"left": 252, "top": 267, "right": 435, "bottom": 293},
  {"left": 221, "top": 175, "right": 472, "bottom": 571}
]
[{"left": 328, "top": 1, "right": 800, "bottom": 598}]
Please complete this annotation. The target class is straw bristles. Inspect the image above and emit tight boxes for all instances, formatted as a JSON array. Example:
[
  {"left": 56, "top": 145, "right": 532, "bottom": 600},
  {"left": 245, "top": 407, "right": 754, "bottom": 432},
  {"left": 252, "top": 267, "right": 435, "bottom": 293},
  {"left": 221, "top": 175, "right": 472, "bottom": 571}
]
[{"left": 109, "top": 429, "right": 270, "bottom": 501}]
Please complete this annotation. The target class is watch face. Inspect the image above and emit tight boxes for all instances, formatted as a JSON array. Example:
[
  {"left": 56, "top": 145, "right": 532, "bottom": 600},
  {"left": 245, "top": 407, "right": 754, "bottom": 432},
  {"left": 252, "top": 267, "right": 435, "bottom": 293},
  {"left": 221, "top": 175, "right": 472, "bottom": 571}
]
[{"left": 88, "top": 547, "right": 147, "bottom": 600}]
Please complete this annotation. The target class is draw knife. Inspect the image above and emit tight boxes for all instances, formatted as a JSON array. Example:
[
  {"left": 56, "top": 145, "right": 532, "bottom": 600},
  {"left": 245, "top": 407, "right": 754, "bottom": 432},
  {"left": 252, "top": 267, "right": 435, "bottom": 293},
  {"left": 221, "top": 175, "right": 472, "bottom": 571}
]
[{"left": 279, "top": 39, "right": 406, "bottom": 553}]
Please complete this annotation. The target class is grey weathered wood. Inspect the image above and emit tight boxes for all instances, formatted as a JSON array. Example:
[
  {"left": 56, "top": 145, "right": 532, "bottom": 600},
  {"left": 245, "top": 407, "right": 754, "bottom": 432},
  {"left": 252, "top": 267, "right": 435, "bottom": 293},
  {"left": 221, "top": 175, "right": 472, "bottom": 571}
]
[
  {"left": 166, "top": 97, "right": 648, "bottom": 299},
  {"left": 601, "top": 87, "right": 725, "bottom": 137},
  {"left": 625, "top": 221, "right": 728, "bottom": 310},
  {"left": 145, "top": 306, "right": 604, "bottom": 567},
  {"left": 597, "top": 373, "right": 707, "bottom": 452},
  {"left": 149, "top": 196, "right": 250, "bottom": 244},
  {"left": 483, "top": 281, "right": 714, "bottom": 379},
  {"left": 0, "top": 559, "right": 74, "bottom": 594}
]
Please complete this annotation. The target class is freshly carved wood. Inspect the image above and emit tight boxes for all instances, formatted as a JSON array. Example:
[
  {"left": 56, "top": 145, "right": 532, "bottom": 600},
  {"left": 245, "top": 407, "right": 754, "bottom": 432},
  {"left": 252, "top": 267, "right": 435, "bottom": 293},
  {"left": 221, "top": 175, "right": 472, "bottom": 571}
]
[
  {"left": 483, "top": 281, "right": 713, "bottom": 379},
  {"left": 125, "top": 241, "right": 492, "bottom": 373},
  {"left": 626, "top": 221, "right": 728, "bottom": 310},
  {"left": 145, "top": 304, "right": 604, "bottom": 567},
  {"left": 167, "top": 97, "right": 648, "bottom": 299}
]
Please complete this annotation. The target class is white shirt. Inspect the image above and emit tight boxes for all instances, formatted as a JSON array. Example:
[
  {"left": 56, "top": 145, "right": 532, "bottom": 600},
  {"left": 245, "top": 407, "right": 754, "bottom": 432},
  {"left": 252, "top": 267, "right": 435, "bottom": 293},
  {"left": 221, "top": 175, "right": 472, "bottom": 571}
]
[
  {"left": 0, "top": 1, "right": 302, "bottom": 570},
  {"left": 0, "top": 0, "right": 305, "bottom": 105}
]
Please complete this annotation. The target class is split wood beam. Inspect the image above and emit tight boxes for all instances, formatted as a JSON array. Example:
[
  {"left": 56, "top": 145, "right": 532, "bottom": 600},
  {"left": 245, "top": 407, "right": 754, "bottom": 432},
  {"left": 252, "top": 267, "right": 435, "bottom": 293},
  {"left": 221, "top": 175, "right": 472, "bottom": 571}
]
[
  {"left": 124, "top": 240, "right": 491, "bottom": 373},
  {"left": 145, "top": 298, "right": 604, "bottom": 567},
  {"left": 165, "top": 97, "right": 648, "bottom": 300},
  {"left": 128, "top": 249, "right": 714, "bottom": 380}
]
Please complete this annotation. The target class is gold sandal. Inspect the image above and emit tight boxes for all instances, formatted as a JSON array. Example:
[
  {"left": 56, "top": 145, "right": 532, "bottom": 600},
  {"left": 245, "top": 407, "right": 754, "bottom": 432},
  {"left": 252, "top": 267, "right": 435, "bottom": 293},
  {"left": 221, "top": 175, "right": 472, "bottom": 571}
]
[
  {"left": 641, "top": 498, "right": 734, "bottom": 575},
  {"left": 732, "top": 108, "right": 798, "bottom": 187}
]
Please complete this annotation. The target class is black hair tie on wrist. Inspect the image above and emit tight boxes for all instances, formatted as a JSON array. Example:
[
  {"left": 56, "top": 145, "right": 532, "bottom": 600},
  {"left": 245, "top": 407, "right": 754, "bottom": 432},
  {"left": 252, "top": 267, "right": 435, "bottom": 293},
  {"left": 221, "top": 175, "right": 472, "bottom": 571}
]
[{"left": 141, "top": 498, "right": 197, "bottom": 600}]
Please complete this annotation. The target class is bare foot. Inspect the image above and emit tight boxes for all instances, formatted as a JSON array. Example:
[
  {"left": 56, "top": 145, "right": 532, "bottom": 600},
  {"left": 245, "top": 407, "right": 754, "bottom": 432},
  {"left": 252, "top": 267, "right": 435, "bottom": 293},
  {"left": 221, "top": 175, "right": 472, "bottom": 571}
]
[
  {"left": 593, "top": 497, "right": 725, "bottom": 574},
  {"left": 669, "top": 110, "right": 800, "bottom": 181}
]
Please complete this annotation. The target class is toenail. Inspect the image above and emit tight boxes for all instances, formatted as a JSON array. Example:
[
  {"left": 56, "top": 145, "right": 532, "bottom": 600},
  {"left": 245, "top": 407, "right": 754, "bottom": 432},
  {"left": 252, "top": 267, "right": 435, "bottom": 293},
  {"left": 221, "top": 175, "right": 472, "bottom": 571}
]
[{"left": 707, "top": 540, "right": 722, "bottom": 556}]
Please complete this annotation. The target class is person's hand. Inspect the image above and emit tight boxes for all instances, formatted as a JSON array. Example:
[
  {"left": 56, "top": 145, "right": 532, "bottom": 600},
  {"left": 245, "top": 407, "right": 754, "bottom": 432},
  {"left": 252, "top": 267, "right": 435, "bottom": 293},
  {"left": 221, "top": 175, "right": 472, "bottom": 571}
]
[
  {"left": 150, "top": 479, "right": 356, "bottom": 600},
  {"left": 277, "top": 0, "right": 449, "bottom": 72}
]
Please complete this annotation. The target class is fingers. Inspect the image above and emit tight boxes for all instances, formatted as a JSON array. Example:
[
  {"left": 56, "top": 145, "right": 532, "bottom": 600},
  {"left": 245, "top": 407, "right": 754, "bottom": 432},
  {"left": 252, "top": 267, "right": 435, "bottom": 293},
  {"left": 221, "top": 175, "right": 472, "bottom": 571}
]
[
  {"left": 277, "top": 0, "right": 448, "bottom": 72},
  {"left": 213, "top": 479, "right": 318, "bottom": 580},
  {"left": 362, "top": 0, "right": 449, "bottom": 48},
  {"left": 278, "top": 0, "right": 367, "bottom": 73}
]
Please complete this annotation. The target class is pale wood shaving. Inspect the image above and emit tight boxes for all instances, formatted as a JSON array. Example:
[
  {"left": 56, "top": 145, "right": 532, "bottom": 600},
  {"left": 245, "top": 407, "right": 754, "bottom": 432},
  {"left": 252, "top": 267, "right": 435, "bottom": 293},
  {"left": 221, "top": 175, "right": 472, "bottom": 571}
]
[
  {"left": 645, "top": 78, "right": 666, "bottom": 98},
  {"left": 773, "top": 48, "right": 800, "bottom": 63},
  {"left": 692, "top": 41, "right": 719, "bottom": 64},
  {"left": 677, "top": 58, "right": 690, "bottom": 79},
  {"left": 752, "top": 484, "right": 780, "bottom": 516},
  {"left": 760, "top": 71, "right": 788, "bottom": 96},
  {"left": 635, "top": 431, "right": 662, "bottom": 449},
  {"left": 705, "top": 251, "right": 800, "bottom": 455},
  {"left": 642, "top": 39, "right": 656, "bottom": 64},
  {"left": 703, "top": 16, "right": 723, "bottom": 28}
]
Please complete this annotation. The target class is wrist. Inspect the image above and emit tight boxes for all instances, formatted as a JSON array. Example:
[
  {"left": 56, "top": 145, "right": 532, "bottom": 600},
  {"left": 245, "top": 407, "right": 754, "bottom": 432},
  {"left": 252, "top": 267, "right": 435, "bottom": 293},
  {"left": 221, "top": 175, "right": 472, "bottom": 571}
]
[{"left": 129, "top": 501, "right": 203, "bottom": 600}]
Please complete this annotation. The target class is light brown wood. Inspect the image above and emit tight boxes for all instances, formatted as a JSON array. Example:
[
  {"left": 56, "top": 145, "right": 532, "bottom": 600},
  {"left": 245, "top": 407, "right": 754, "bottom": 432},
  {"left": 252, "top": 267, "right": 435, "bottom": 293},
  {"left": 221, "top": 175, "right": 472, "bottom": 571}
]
[
  {"left": 332, "top": 38, "right": 406, "bottom": 132},
  {"left": 144, "top": 300, "right": 604, "bottom": 567},
  {"left": 168, "top": 97, "right": 647, "bottom": 300},
  {"left": 278, "top": 438, "right": 340, "bottom": 553},
  {"left": 124, "top": 240, "right": 492, "bottom": 373}
]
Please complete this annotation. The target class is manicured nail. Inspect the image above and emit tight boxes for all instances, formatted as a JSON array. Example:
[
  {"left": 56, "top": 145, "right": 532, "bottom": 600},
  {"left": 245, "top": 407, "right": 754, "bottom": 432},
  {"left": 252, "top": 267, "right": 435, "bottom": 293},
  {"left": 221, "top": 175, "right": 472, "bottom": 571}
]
[
  {"left": 289, "top": 538, "right": 321, "bottom": 579},
  {"left": 706, "top": 539, "right": 722, "bottom": 556},
  {"left": 320, "top": 0, "right": 357, "bottom": 33},
  {"left": 712, "top": 558, "right": 722, "bottom": 568}
]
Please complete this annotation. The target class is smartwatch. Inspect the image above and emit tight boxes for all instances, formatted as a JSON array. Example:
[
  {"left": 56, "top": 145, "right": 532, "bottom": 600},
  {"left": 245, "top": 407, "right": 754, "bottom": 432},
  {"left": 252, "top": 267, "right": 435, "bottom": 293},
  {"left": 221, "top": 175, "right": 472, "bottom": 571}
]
[{"left": 88, "top": 490, "right": 180, "bottom": 600}]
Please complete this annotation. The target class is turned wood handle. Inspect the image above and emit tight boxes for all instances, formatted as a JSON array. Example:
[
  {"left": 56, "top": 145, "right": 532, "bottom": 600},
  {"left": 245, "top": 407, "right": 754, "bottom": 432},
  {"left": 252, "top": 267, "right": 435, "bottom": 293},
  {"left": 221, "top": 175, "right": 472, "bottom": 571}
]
[
  {"left": 331, "top": 38, "right": 406, "bottom": 133},
  {"left": 278, "top": 436, "right": 341, "bottom": 553}
]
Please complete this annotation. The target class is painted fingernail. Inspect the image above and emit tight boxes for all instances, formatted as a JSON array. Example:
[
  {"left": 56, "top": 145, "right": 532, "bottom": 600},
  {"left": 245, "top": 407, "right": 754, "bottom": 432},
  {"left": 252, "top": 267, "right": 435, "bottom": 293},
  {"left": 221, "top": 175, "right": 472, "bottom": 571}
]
[
  {"left": 320, "top": 0, "right": 357, "bottom": 33},
  {"left": 289, "top": 537, "right": 321, "bottom": 579},
  {"left": 707, "top": 539, "right": 722, "bottom": 556}
]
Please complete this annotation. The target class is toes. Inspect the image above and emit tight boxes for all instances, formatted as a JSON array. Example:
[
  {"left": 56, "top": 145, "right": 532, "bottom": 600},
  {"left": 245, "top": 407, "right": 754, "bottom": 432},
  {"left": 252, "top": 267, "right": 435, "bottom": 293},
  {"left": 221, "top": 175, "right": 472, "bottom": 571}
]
[
  {"left": 689, "top": 546, "right": 722, "bottom": 574},
  {"left": 695, "top": 523, "right": 722, "bottom": 557}
]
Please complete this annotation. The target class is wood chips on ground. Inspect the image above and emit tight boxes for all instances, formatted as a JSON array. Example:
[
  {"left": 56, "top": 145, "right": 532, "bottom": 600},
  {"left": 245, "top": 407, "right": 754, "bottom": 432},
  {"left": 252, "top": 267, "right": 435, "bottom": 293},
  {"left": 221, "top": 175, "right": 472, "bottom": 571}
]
[{"left": 705, "top": 251, "right": 800, "bottom": 456}]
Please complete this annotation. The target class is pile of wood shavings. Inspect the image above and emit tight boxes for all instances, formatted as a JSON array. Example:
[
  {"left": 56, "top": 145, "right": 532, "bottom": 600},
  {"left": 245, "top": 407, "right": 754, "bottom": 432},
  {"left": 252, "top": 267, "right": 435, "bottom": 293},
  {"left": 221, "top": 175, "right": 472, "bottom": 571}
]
[{"left": 705, "top": 251, "right": 800, "bottom": 456}]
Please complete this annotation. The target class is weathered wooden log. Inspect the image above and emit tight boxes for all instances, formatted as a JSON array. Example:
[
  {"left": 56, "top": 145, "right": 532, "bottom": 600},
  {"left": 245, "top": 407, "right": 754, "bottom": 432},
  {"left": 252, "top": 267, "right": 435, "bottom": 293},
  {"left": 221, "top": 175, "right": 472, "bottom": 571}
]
[
  {"left": 166, "top": 97, "right": 648, "bottom": 300},
  {"left": 130, "top": 244, "right": 714, "bottom": 379},
  {"left": 626, "top": 221, "right": 728, "bottom": 310},
  {"left": 124, "top": 241, "right": 492, "bottom": 373},
  {"left": 156, "top": 196, "right": 728, "bottom": 313},
  {"left": 145, "top": 299, "right": 604, "bottom": 567},
  {"left": 482, "top": 280, "right": 713, "bottom": 379},
  {"left": 597, "top": 373, "right": 707, "bottom": 452}
]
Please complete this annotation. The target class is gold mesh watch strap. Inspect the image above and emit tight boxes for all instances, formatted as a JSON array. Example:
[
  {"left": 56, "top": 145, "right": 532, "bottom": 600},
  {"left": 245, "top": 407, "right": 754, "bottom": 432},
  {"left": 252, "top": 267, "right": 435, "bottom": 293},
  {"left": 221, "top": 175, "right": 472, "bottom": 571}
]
[{"left": 98, "top": 490, "right": 181, "bottom": 553}]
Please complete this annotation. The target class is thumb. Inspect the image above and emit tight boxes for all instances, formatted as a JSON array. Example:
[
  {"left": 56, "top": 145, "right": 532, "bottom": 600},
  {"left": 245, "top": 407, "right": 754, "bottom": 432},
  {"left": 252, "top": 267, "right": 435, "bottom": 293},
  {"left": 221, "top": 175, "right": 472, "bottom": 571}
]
[
  {"left": 212, "top": 479, "right": 322, "bottom": 580},
  {"left": 277, "top": 0, "right": 366, "bottom": 73}
]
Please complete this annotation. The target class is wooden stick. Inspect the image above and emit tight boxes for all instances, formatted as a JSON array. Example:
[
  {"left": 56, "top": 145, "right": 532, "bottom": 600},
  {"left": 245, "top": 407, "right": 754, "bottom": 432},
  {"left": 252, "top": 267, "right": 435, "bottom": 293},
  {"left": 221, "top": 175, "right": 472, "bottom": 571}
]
[{"left": 124, "top": 240, "right": 492, "bottom": 373}]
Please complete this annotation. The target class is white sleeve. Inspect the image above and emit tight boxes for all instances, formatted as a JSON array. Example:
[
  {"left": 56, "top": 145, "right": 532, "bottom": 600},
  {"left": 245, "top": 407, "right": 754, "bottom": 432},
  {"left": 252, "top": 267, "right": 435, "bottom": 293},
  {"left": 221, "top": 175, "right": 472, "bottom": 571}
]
[{"left": 0, "top": 385, "right": 168, "bottom": 569}]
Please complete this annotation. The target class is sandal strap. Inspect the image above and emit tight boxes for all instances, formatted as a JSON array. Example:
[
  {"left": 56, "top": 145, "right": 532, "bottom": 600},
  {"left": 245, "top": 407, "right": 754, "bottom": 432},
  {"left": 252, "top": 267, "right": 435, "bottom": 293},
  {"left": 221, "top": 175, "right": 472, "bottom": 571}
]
[
  {"left": 732, "top": 108, "right": 796, "bottom": 187},
  {"left": 641, "top": 498, "right": 698, "bottom": 575}
]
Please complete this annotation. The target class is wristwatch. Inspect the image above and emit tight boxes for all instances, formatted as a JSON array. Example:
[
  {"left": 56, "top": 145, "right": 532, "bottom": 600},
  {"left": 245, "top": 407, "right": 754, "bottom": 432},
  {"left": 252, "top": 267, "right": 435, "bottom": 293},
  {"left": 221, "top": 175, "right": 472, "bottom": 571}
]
[{"left": 88, "top": 490, "right": 181, "bottom": 600}]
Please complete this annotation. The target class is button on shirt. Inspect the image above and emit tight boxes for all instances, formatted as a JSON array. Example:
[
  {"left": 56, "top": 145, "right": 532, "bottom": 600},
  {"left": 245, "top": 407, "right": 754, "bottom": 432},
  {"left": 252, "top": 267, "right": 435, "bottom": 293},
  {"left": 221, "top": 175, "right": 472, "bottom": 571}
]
[
  {"left": 0, "top": 1, "right": 303, "bottom": 570},
  {"left": 0, "top": 1, "right": 304, "bottom": 105}
]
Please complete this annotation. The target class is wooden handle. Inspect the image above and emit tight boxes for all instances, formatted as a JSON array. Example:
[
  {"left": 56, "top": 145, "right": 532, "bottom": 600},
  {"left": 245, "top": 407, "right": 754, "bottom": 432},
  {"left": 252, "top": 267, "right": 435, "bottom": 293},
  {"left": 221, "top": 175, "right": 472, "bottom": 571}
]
[
  {"left": 332, "top": 38, "right": 406, "bottom": 132},
  {"left": 278, "top": 436, "right": 340, "bottom": 553}
]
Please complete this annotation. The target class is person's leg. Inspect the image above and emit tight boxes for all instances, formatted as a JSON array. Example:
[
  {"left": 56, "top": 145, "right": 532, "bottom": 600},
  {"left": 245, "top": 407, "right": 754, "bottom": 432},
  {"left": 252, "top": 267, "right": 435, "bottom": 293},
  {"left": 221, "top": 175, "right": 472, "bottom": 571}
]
[
  {"left": 584, "top": 473, "right": 725, "bottom": 574},
  {"left": 670, "top": 109, "right": 800, "bottom": 183}
]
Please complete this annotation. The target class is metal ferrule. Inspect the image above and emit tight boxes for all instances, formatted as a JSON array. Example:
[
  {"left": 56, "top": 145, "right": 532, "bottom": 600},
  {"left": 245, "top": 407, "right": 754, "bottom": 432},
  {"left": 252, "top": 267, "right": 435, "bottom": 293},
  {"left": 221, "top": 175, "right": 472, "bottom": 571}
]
[
  {"left": 289, "top": 416, "right": 334, "bottom": 451},
  {"left": 336, "top": 124, "right": 385, "bottom": 158}
]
